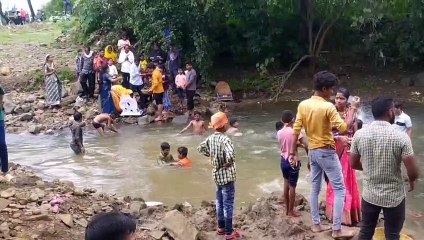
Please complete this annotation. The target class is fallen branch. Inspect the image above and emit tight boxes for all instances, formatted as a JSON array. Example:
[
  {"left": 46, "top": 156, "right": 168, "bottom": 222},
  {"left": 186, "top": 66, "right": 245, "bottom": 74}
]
[{"left": 272, "top": 55, "right": 311, "bottom": 102}]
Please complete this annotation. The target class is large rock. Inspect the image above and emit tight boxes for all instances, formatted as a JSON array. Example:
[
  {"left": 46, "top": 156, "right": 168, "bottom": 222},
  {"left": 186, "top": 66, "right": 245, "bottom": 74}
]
[
  {"left": 0, "top": 222, "right": 10, "bottom": 236},
  {"left": 0, "top": 66, "right": 11, "bottom": 76},
  {"left": 61, "top": 85, "right": 69, "bottom": 98},
  {"left": 129, "top": 201, "right": 147, "bottom": 217},
  {"left": 3, "top": 100, "right": 16, "bottom": 114},
  {"left": 163, "top": 210, "right": 199, "bottom": 240},
  {"left": 20, "top": 113, "right": 33, "bottom": 121},
  {"left": 60, "top": 95, "right": 77, "bottom": 107},
  {"left": 70, "top": 81, "right": 83, "bottom": 96},
  {"left": 25, "top": 95, "right": 37, "bottom": 103},
  {"left": 0, "top": 188, "right": 17, "bottom": 198},
  {"left": 0, "top": 198, "right": 12, "bottom": 210},
  {"left": 172, "top": 115, "right": 189, "bottom": 125},
  {"left": 138, "top": 115, "right": 155, "bottom": 125},
  {"left": 58, "top": 214, "right": 74, "bottom": 228},
  {"left": 28, "top": 125, "right": 41, "bottom": 134}
]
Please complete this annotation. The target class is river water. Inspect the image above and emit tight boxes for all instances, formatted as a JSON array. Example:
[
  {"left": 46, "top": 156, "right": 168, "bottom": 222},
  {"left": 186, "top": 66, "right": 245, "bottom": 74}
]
[{"left": 7, "top": 102, "right": 424, "bottom": 234}]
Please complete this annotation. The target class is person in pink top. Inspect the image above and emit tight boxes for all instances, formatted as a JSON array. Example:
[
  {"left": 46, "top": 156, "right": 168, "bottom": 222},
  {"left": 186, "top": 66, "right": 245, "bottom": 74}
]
[
  {"left": 175, "top": 68, "right": 187, "bottom": 109},
  {"left": 277, "top": 110, "right": 308, "bottom": 217}
]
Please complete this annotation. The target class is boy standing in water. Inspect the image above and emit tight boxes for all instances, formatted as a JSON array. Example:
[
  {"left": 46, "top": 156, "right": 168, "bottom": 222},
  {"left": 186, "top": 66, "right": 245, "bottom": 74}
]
[
  {"left": 158, "top": 142, "right": 175, "bottom": 165},
  {"left": 226, "top": 119, "right": 242, "bottom": 136},
  {"left": 198, "top": 112, "right": 240, "bottom": 240},
  {"left": 92, "top": 113, "right": 118, "bottom": 137},
  {"left": 178, "top": 111, "right": 207, "bottom": 135},
  {"left": 277, "top": 110, "right": 307, "bottom": 217},
  {"left": 70, "top": 111, "right": 85, "bottom": 155}
]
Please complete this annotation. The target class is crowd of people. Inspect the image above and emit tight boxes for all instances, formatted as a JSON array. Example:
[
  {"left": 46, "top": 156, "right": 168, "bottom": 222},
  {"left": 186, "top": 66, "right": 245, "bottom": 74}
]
[{"left": 0, "top": 54, "right": 421, "bottom": 240}]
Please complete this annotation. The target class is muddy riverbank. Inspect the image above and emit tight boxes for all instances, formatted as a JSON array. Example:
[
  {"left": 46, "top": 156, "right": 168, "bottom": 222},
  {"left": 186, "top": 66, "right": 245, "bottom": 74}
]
[{"left": 0, "top": 163, "right": 366, "bottom": 240}]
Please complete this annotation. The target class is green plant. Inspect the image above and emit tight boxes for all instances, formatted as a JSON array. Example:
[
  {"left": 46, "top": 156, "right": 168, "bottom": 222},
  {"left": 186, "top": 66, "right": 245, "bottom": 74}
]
[
  {"left": 58, "top": 67, "right": 75, "bottom": 84},
  {"left": 24, "top": 69, "right": 45, "bottom": 91}
]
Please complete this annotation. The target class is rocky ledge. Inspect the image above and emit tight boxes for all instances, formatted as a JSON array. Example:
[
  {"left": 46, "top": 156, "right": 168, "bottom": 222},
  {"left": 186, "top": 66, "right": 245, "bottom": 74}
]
[{"left": 0, "top": 163, "right": 362, "bottom": 240}]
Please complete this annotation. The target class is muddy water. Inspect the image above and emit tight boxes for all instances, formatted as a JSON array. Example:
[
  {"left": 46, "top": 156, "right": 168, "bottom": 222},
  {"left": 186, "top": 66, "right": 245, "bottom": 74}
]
[{"left": 7, "top": 102, "right": 424, "bottom": 233}]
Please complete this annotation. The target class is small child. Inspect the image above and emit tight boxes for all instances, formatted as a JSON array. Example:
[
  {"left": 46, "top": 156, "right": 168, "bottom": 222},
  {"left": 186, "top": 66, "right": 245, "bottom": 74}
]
[
  {"left": 92, "top": 113, "right": 118, "bottom": 137},
  {"left": 70, "top": 111, "right": 85, "bottom": 155},
  {"left": 158, "top": 142, "right": 175, "bottom": 165},
  {"left": 198, "top": 112, "right": 240, "bottom": 240},
  {"left": 108, "top": 59, "right": 118, "bottom": 80},
  {"left": 277, "top": 110, "right": 307, "bottom": 217},
  {"left": 175, "top": 68, "right": 187, "bottom": 109},
  {"left": 178, "top": 111, "right": 207, "bottom": 135},
  {"left": 169, "top": 147, "right": 192, "bottom": 167},
  {"left": 273, "top": 121, "right": 284, "bottom": 140},
  {"left": 139, "top": 55, "right": 148, "bottom": 73},
  {"left": 226, "top": 119, "right": 242, "bottom": 136},
  {"left": 85, "top": 212, "right": 136, "bottom": 240}
]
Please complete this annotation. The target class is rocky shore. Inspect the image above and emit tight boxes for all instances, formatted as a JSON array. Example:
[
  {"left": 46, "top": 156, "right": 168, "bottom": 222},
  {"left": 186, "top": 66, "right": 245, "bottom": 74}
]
[{"left": 0, "top": 163, "right": 359, "bottom": 240}]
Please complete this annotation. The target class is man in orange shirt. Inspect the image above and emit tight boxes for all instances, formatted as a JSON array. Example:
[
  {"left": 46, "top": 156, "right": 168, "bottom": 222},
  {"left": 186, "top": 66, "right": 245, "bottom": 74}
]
[
  {"left": 149, "top": 65, "right": 165, "bottom": 121},
  {"left": 169, "top": 146, "right": 192, "bottom": 167}
]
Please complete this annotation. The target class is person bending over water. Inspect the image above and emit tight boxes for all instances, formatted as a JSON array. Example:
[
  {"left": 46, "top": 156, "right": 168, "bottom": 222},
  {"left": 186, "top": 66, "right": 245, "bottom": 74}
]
[
  {"left": 178, "top": 111, "right": 207, "bottom": 135},
  {"left": 158, "top": 142, "right": 175, "bottom": 165},
  {"left": 70, "top": 111, "right": 85, "bottom": 155},
  {"left": 169, "top": 147, "right": 192, "bottom": 167},
  {"left": 289, "top": 71, "right": 359, "bottom": 239},
  {"left": 85, "top": 212, "right": 136, "bottom": 240},
  {"left": 226, "top": 119, "right": 242, "bottom": 136},
  {"left": 92, "top": 113, "right": 118, "bottom": 137}
]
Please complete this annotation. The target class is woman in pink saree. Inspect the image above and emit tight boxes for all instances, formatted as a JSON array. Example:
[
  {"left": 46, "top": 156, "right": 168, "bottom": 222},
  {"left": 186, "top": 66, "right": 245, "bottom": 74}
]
[{"left": 326, "top": 88, "right": 361, "bottom": 226}]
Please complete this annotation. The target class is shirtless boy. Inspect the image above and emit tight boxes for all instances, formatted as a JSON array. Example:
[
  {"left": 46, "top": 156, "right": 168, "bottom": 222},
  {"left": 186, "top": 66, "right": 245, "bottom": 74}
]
[
  {"left": 178, "top": 111, "right": 207, "bottom": 135},
  {"left": 92, "top": 113, "right": 118, "bottom": 137}
]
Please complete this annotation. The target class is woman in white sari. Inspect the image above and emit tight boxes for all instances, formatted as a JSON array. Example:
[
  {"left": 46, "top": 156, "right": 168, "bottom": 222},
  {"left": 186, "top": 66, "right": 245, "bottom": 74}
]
[{"left": 44, "top": 55, "right": 61, "bottom": 107}]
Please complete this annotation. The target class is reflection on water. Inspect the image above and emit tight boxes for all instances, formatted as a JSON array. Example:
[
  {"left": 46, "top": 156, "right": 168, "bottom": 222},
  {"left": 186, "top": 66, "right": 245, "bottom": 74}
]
[{"left": 7, "top": 101, "right": 424, "bottom": 234}]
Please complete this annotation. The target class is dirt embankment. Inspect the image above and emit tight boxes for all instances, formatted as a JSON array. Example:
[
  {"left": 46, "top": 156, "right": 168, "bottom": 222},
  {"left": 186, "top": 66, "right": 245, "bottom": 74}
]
[{"left": 1, "top": 163, "right": 363, "bottom": 240}]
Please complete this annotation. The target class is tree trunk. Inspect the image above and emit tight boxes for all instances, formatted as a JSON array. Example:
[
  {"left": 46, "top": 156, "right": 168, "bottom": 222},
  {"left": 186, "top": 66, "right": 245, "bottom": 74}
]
[
  {"left": 0, "top": 1, "right": 10, "bottom": 24},
  {"left": 27, "top": 0, "right": 36, "bottom": 22}
]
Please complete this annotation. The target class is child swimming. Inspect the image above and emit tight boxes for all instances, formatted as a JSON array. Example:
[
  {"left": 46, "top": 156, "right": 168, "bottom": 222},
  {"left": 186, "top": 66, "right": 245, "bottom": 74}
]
[
  {"left": 70, "top": 111, "right": 85, "bottom": 155},
  {"left": 169, "top": 146, "right": 192, "bottom": 167},
  {"left": 178, "top": 111, "right": 207, "bottom": 135},
  {"left": 226, "top": 119, "right": 242, "bottom": 136},
  {"left": 158, "top": 142, "right": 175, "bottom": 165}
]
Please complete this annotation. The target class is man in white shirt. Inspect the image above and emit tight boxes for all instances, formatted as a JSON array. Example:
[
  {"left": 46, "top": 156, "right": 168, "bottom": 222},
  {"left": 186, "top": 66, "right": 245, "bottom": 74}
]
[
  {"left": 118, "top": 45, "right": 134, "bottom": 89},
  {"left": 393, "top": 102, "right": 412, "bottom": 138},
  {"left": 130, "top": 57, "right": 143, "bottom": 99}
]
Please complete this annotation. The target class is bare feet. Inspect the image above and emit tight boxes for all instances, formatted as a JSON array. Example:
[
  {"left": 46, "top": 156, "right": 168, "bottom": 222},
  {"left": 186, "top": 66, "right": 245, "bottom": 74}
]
[
  {"left": 288, "top": 211, "right": 301, "bottom": 217},
  {"left": 311, "top": 224, "right": 331, "bottom": 233},
  {"left": 332, "top": 229, "right": 356, "bottom": 239}
]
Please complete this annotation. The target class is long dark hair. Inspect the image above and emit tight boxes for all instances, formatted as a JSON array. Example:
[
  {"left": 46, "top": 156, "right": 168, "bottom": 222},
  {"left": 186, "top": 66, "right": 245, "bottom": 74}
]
[{"left": 337, "top": 87, "right": 350, "bottom": 99}]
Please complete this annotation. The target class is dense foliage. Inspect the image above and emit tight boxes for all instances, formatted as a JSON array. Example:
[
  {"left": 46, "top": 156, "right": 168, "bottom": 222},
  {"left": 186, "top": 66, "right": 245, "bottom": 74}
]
[{"left": 70, "top": 0, "right": 424, "bottom": 83}]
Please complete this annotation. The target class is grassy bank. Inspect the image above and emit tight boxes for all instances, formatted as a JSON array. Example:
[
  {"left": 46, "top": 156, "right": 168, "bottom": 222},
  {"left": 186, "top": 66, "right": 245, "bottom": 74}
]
[{"left": 0, "top": 23, "right": 62, "bottom": 44}]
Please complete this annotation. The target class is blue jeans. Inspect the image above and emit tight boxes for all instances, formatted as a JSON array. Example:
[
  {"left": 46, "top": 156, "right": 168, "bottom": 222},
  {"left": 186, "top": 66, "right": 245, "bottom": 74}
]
[
  {"left": 216, "top": 181, "right": 235, "bottom": 235},
  {"left": 309, "top": 148, "right": 345, "bottom": 230},
  {"left": 0, "top": 120, "right": 8, "bottom": 173}
]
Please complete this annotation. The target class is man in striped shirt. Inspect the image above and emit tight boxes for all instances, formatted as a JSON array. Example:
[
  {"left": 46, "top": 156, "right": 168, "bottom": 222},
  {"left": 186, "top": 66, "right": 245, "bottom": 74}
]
[
  {"left": 350, "top": 96, "right": 419, "bottom": 240},
  {"left": 198, "top": 111, "right": 239, "bottom": 240}
]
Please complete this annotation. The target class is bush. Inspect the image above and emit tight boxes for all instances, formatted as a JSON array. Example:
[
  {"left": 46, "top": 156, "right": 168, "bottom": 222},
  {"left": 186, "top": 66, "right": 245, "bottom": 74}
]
[{"left": 58, "top": 67, "right": 75, "bottom": 83}]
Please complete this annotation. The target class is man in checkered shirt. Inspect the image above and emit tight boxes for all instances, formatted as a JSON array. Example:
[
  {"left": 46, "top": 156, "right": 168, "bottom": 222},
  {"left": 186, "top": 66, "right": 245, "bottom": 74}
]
[
  {"left": 350, "top": 96, "right": 419, "bottom": 240},
  {"left": 198, "top": 111, "right": 239, "bottom": 240}
]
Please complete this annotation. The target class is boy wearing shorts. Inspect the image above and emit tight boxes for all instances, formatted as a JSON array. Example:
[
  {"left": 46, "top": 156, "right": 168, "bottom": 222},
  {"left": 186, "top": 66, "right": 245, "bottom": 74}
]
[{"left": 277, "top": 110, "right": 306, "bottom": 217}]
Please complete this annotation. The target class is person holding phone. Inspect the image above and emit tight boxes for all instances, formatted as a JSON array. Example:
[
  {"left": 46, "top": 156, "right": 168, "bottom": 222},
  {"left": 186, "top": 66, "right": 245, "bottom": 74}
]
[{"left": 325, "top": 88, "right": 362, "bottom": 226}]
